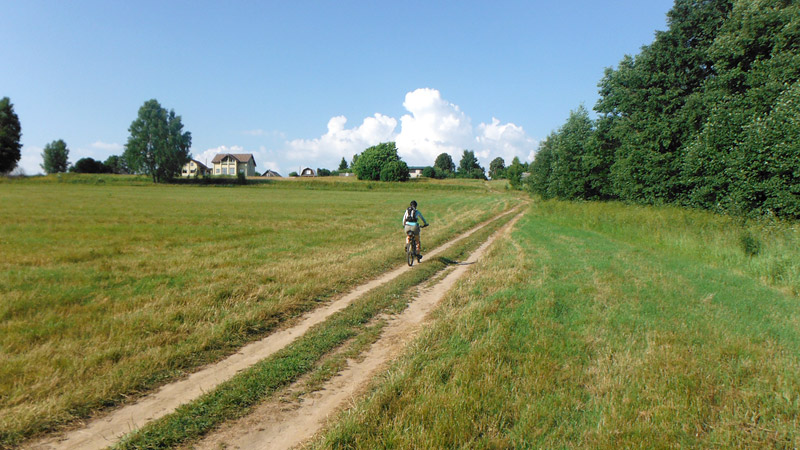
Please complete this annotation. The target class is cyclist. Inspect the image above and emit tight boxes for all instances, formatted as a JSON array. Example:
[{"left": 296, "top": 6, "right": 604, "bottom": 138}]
[{"left": 403, "top": 200, "right": 429, "bottom": 262}]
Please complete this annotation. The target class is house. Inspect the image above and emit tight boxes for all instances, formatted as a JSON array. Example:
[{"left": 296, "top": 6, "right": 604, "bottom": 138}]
[
  {"left": 300, "top": 167, "right": 316, "bottom": 177},
  {"left": 212, "top": 153, "right": 257, "bottom": 177},
  {"left": 262, "top": 169, "right": 282, "bottom": 177},
  {"left": 181, "top": 159, "right": 210, "bottom": 177},
  {"left": 408, "top": 166, "right": 425, "bottom": 178}
]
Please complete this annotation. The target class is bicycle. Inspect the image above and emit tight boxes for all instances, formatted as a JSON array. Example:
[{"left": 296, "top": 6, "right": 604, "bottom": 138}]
[{"left": 405, "top": 224, "right": 427, "bottom": 267}]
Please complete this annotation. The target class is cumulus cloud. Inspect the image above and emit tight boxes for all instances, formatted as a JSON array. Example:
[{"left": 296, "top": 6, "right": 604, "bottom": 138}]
[
  {"left": 214, "top": 88, "right": 537, "bottom": 174},
  {"left": 285, "top": 114, "right": 397, "bottom": 166},
  {"left": 395, "top": 88, "right": 474, "bottom": 165},
  {"left": 476, "top": 118, "right": 538, "bottom": 163}
]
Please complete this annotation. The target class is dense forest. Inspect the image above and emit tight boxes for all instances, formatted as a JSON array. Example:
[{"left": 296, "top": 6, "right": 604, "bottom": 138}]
[{"left": 528, "top": 0, "right": 799, "bottom": 219}]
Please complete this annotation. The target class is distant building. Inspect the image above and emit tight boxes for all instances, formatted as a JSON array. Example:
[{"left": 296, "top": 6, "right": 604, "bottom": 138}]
[
  {"left": 181, "top": 159, "right": 210, "bottom": 177},
  {"left": 300, "top": 167, "right": 316, "bottom": 177},
  {"left": 212, "top": 154, "right": 257, "bottom": 177},
  {"left": 408, "top": 166, "right": 425, "bottom": 178},
  {"left": 262, "top": 169, "right": 282, "bottom": 177}
]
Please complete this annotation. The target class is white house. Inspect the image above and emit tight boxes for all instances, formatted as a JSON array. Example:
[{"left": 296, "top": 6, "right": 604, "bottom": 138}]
[{"left": 180, "top": 159, "right": 210, "bottom": 177}]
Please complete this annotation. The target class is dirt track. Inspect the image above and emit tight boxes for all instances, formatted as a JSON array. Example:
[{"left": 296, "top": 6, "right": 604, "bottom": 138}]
[
  {"left": 26, "top": 207, "right": 522, "bottom": 450},
  {"left": 193, "top": 211, "right": 522, "bottom": 450}
]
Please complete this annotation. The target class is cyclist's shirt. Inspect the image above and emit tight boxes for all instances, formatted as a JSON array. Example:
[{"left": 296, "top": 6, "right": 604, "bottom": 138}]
[{"left": 402, "top": 208, "right": 427, "bottom": 227}]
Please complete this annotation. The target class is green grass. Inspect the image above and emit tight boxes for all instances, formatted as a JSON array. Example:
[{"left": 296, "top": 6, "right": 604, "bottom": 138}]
[
  {"left": 0, "top": 176, "right": 521, "bottom": 448},
  {"left": 314, "top": 200, "right": 800, "bottom": 449}
]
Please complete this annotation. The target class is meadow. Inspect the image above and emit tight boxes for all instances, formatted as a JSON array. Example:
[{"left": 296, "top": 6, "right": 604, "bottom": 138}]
[
  {"left": 0, "top": 175, "right": 520, "bottom": 447},
  {"left": 315, "top": 200, "right": 800, "bottom": 449}
]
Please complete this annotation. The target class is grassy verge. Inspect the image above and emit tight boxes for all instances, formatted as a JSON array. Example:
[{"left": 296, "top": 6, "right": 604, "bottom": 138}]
[
  {"left": 314, "top": 200, "right": 800, "bottom": 449},
  {"left": 113, "top": 208, "right": 515, "bottom": 449},
  {"left": 0, "top": 178, "right": 520, "bottom": 448}
]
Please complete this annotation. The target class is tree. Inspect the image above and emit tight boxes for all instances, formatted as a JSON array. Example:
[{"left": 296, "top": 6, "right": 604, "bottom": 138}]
[
  {"left": 317, "top": 168, "right": 332, "bottom": 176},
  {"left": 104, "top": 155, "right": 129, "bottom": 174},
  {"left": 70, "top": 157, "right": 112, "bottom": 174},
  {"left": 488, "top": 157, "right": 506, "bottom": 179},
  {"left": 289, "top": 171, "right": 299, "bottom": 177},
  {"left": 338, "top": 157, "right": 348, "bottom": 171},
  {"left": 352, "top": 142, "right": 409, "bottom": 181},
  {"left": 380, "top": 160, "right": 410, "bottom": 182},
  {"left": 123, "top": 99, "right": 192, "bottom": 183},
  {"left": 0, "top": 97, "right": 22, "bottom": 174},
  {"left": 422, "top": 166, "right": 435, "bottom": 178},
  {"left": 41, "top": 139, "right": 70, "bottom": 174},
  {"left": 457, "top": 150, "right": 485, "bottom": 179},
  {"left": 507, "top": 156, "right": 525, "bottom": 189},
  {"left": 434, "top": 152, "right": 455, "bottom": 174}
]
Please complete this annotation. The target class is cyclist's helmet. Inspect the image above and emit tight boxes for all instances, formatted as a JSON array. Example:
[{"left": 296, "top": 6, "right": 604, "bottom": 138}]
[{"left": 410, "top": 200, "right": 417, "bottom": 208}]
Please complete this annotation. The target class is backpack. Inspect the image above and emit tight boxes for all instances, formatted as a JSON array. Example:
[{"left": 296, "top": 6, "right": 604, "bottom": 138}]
[{"left": 405, "top": 207, "right": 417, "bottom": 223}]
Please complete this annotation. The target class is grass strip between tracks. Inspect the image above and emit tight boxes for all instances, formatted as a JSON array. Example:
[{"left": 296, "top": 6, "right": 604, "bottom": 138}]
[{"left": 114, "top": 211, "right": 515, "bottom": 449}]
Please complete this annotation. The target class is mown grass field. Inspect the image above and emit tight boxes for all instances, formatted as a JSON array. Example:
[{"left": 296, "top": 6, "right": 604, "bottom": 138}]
[
  {"left": 315, "top": 200, "right": 800, "bottom": 449},
  {"left": 0, "top": 174, "right": 520, "bottom": 447}
]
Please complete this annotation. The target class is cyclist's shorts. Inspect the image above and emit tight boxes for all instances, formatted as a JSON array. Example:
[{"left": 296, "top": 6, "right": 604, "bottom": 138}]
[{"left": 404, "top": 224, "right": 420, "bottom": 236}]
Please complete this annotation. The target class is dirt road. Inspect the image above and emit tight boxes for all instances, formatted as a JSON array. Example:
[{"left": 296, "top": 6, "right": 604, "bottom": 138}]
[
  {"left": 194, "top": 211, "right": 523, "bottom": 450},
  {"left": 26, "top": 207, "right": 522, "bottom": 450}
]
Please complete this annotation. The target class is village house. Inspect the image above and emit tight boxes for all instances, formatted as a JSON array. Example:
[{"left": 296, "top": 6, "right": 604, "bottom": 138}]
[
  {"left": 262, "top": 169, "right": 282, "bottom": 177},
  {"left": 180, "top": 159, "right": 210, "bottom": 177},
  {"left": 408, "top": 166, "right": 425, "bottom": 178},
  {"left": 212, "top": 153, "right": 257, "bottom": 177},
  {"left": 300, "top": 167, "right": 316, "bottom": 177}
]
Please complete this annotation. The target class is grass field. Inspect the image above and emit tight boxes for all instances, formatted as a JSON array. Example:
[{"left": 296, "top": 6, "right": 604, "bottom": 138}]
[
  {"left": 315, "top": 200, "right": 800, "bottom": 449},
  {"left": 0, "top": 175, "right": 521, "bottom": 447}
]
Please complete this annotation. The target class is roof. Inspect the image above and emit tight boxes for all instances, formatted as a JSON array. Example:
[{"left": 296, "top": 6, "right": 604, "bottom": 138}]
[
  {"left": 189, "top": 159, "right": 209, "bottom": 170},
  {"left": 211, "top": 153, "right": 256, "bottom": 166}
]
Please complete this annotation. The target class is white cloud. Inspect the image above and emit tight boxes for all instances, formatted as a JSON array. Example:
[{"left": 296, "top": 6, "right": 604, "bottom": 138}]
[
  {"left": 395, "top": 88, "right": 474, "bottom": 165},
  {"left": 476, "top": 118, "right": 538, "bottom": 163},
  {"left": 263, "top": 88, "right": 537, "bottom": 171},
  {"left": 285, "top": 114, "right": 397, "bottom": 165}
]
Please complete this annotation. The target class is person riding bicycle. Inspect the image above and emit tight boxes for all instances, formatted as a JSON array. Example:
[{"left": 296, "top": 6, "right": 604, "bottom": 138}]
[{"left": 403, "top": 200, "right": 428, "bottom": 262}]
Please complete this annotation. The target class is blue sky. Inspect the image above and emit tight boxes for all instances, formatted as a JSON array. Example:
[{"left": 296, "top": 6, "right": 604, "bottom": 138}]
[{"left": 2, "top": 0, "right": 674, "bottom": 176}]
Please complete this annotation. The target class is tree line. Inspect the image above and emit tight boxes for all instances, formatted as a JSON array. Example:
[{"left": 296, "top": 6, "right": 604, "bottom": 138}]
[
  {"left": 528, "top": 0, "right": 800, "bottom": 219},
  {"left": 3, "top": 96, "right": 521, "bottom": 184}
]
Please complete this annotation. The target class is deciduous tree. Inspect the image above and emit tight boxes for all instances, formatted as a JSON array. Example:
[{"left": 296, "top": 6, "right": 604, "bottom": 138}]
[
  {"left": 0, "top": 97, "right": 22, "bottom": 174},
  {"left": 123, "top": 99, "right": 192, "bottom": 183},
  {"left": 41, "top": 139, "right": 70, "bottom": 174}
]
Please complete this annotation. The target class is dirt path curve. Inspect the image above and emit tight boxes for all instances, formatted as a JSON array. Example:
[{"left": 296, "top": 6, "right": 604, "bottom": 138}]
[
  {"left": 194, "top": 210, "right": 523, "bottom": 450},
  {"left": 26, "top": 206, "right": 522, "bottom": 450}
]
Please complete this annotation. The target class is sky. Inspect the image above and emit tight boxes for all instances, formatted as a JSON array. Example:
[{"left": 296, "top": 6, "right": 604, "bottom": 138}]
[{"left": 2, "top": 0, "right": 675, "bottom": 176}]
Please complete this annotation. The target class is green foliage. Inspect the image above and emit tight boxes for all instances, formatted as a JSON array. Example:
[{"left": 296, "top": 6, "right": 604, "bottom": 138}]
[
  {"left": 338, "top": 157, "right": 348, "bottom": 171},
  {"left": 123, "top": 99, "right": 192, "bottom": 183},
  {"left": 70, "top": 157, "right": 112, "bottom": 174},
  {"left": 316, "top": 168, "right": 332, "bottom": 177},
  {"left": 530, "top": 0, "right": 800, "bottom": 219},
  {"left": 457, "top": 150, "right": 485, "bottom": 179},
  {"left": 103, "top": 155, "right": 129, "bottom": 175},
  {"left": 488, "top": 157, "right": 506, "bottom": 179},
  {"left": 353, "top": 142, "right": 409, "bottom": 181},
  {"left": 421, "top": 166, "right": 435, "bottom": 178},
  {"left": 0, "top": 97, "right": 22, "bottom": 175},
  {"left": 434, "top": 152, "right": 456, "bottom": 174},
  {"left": 379, "top": 160, "right": 410, "bottom": 182},
  {"left": 506, "top": 156, "right": 525, "bottom": 190},
  {"left": 288, "top": 171, "right": 298, "bottom": 177},
  {"left": 41, "top": 139, "right": 70, "bottom": 174}
]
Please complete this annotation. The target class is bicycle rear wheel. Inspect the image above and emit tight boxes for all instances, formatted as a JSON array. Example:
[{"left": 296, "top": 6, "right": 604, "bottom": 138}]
[{"left": 407, "top": 239, "right": 415, "bottom": 266}]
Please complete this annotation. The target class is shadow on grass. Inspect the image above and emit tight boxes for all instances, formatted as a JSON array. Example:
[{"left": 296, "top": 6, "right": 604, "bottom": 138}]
[{"left": 436, "top": 256, "right": 475, "bottom": 266}]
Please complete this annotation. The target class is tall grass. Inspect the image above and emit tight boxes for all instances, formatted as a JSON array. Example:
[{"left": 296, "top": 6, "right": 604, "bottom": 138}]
[
  {"left": 315, "top": 200, "right": 800, "bottom": 449},
  {"left": 0, "top": 178, "right": 519, "bottom": 447}
]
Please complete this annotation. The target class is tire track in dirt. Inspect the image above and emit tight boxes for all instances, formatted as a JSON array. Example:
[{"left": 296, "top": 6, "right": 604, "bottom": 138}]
[
  {"left": 25, "top": 206, "right": 522, "bottom": 450},
  {"left": 193, "top": 211, "right": 524, "bottom": 450}
]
